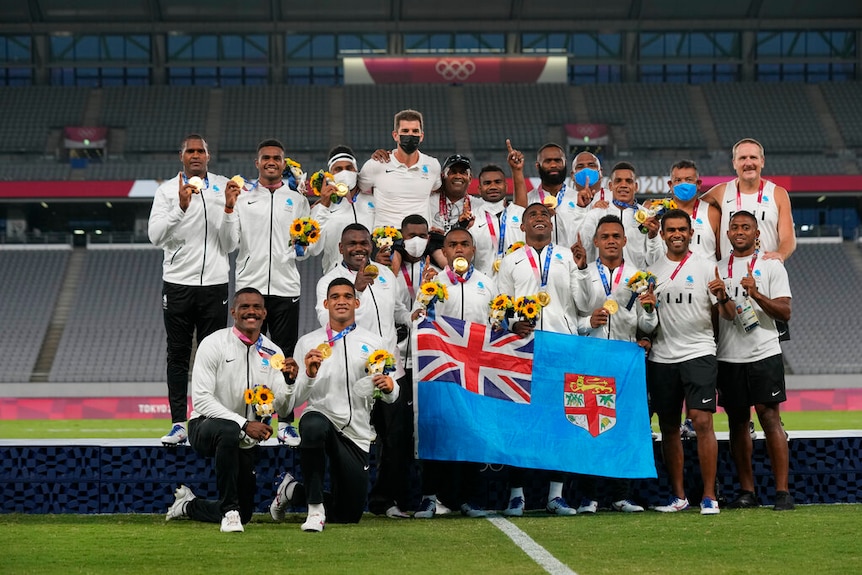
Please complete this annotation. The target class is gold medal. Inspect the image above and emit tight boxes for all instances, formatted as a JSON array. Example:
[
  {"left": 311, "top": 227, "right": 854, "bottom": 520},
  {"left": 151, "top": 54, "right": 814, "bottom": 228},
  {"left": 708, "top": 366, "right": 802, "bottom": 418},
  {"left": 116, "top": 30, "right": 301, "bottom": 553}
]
[
  {"left": 493, "top": 259, "right": 501, "bottom": 272},
  {"left": 603, "top": 299, "right": 619, "bottom": 315},
  {"left": 536, "top": 291, "right": 551, "bottom": 307},
  {"left": 316, "top": 343, "right": 332, "bottom": 359},
  {"left": 270, "top": 353, "right": 285, "bottom": 370},
  {"left": 187, "top": 176, "right": 204, "bottom": 191},
  {"left": 364, "top": 264, "right": 379, "bottom": 279},
  {"left": 453, "top": 257, "right": 469, "bottom": 274},
  {"left": 335, "top": 182, "right": 350, "bottom": 197},
  {"left": 230, "top": 175, "right": 245, "bottom": 188},
  {"left": 634, "top": 209, "right": 648, "bottom": 224},
  {"left": 542, "top": 195, "right": 558, "bottom": 209}
]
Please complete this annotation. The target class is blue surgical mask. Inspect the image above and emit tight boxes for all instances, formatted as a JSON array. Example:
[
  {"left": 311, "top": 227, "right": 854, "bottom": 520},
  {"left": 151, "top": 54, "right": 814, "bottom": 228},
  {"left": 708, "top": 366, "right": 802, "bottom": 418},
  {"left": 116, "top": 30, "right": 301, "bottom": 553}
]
[
  {"left": 673, "top": 182, "right": 698, "bottom": 201},
  {"left": 574, "top": 168, "right": 600, "bottom": 188}
]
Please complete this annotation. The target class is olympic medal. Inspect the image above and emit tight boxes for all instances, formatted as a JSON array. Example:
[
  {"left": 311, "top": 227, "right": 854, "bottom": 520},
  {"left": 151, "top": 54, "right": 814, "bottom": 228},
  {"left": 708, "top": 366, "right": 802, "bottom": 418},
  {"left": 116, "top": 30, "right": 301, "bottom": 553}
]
[
  {"left": 493, "top": 259, "right": 501, "bottom": 272},
  {"left": 536, "top": 291, "right": 551, "bottom": 307},
  {"left": 230, "top": 175, "right": 245, "bottom": 188},
  {"left": 364, "top": 264, "right": 379, "bottom": 279},
  {"left": 603, "top": 299, "right": 619, "bottom": 315},
  {"left": 269, "top": 353, "right": 285, "bottom": 370},
  {"left": 335, "top": 182, "right": 350, "bottom": 197},
  {"left": 187, "top": 176, "right": 204, "bottom": 191},
  {"left": 634, "top": 209, "right": 648, "bottom": 224},
  {"left": 453, "top": 257, "right": 469, "bottom": 274},
  {"left": 542, "top": 195, "right": 558, "bottom": 209},
  {"left": 316, "top": 343, "right": 332, "bottom": 359}
]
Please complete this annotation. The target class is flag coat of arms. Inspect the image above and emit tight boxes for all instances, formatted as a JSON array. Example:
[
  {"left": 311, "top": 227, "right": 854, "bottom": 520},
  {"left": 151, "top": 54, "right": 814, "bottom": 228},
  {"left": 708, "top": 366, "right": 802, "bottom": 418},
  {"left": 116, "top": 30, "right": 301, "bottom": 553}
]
[{"left": 413, "top": 316, "right": 656, "bottom": 479}]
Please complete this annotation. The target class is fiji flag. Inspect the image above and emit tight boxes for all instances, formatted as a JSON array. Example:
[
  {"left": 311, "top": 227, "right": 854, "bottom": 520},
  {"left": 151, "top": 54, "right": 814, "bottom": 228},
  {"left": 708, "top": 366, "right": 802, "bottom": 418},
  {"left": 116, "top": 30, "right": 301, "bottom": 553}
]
[{"left": 413, "top": 316, "right": 656, "bottom": 478}]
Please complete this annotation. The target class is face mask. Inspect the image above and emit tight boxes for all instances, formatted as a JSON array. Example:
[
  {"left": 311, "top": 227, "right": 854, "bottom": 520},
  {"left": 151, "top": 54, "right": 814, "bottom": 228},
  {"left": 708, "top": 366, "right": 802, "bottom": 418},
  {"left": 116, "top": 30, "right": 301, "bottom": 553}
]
[
  {"left": 574, "top": 168, "right": 600, "bottom": 188},
  {"left": 538, "top": 166, "right": 566, "bottom": 187},
  {"left": 403, "top": 236, "right": 428, "bottom": 258},
  {"left": 673, "top": 182, "right": 698, "bottom": 202},
  {"left": 398, "top": 135, "right": 421, "bottom": 155},
  {"left": 332, "top": 170, "right": 357, "bottom": 190}
]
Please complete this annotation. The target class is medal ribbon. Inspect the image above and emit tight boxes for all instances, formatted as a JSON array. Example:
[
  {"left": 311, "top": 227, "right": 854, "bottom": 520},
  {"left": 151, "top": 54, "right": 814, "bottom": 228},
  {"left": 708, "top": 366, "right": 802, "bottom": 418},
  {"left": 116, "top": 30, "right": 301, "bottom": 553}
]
[
  {"left": 525, "top": 244, "right": 553, "bottom": 292},
  {"left": 182, "top": 172, "right": 210, "bottom": 191},
  {"left": 538, "top": 183, "right": 566, "bottom": 206},
  {"left": 596, "top": 258, "right": 625, "bottom": 297},
  {"left": 735, "top": 180, "right": 764, "bottom": 212},
  {"left": 669, "top": 251, "right": 693, "bottom": 281},
  {"left": 612, "top": 199, "right": 638, "bottom": 211},
  {"left": 485, "top": 210, "right": 508, "bottom": 261},
  {"left": 400, "top": 259, "right": 424, "bottom": 300},
  {"left": 445, "top": 264, "right": 474, "bottom": 284},
  {"left": 232, "top": 327, "right": 277, "bottom": 358},
  {"left": 324, "top": 323, "right": 357, "bottom": 347},
  {"left": 727, "top": 250, "right": 758, "bottom": 279}
]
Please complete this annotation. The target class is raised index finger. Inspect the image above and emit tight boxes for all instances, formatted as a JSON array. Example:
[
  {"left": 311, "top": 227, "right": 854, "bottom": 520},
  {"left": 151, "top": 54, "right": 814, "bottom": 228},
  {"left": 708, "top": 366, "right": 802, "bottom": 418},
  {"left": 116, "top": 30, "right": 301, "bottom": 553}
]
[{"left": 506, "top": 139, "right": 514, "bottom": 153}]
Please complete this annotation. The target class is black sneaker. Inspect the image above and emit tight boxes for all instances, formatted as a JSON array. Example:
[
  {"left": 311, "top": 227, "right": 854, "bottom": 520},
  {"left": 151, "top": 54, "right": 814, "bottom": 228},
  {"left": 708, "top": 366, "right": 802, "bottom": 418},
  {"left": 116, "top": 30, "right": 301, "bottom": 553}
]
[
  {"left": 726, "top": 491, "right": 759, "bottom": 509},
  {"left": 773, "top": 491, "right": 795, "bottom": 511}
]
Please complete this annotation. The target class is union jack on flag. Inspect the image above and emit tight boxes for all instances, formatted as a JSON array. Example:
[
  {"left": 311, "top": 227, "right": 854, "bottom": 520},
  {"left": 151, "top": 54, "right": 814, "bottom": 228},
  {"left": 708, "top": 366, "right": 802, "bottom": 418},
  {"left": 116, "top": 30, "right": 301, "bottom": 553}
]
[{"left": 415, "top": 316, "right": 533, "bottom": 403}]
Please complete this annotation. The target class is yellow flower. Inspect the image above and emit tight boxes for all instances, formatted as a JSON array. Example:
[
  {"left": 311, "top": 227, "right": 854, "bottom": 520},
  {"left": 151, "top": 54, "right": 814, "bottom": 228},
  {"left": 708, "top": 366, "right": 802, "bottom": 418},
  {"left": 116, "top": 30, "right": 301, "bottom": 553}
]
[
  {"left": 369, "top": 350, "right": 388, "bottom": 364},
  {"left": 244, "top": 389, "right": 255, "bottom": 404},
  {"left": 522, "top": 302, "right": 539, "bottom": 319},
  {"left": 291, "top": 220, "right": 304, "bottom": 235},
  {"left": 256, "top": 387, "right": 273, "bottom": 405},
  {"left": 307, "top": 228, "right": 320, "bottom": 243},
  {"left": 506, "top": 242, "right": 525, "bottom": 255},
  {"left": 421, "top": 283, "right": 438, "bottom": 296}
]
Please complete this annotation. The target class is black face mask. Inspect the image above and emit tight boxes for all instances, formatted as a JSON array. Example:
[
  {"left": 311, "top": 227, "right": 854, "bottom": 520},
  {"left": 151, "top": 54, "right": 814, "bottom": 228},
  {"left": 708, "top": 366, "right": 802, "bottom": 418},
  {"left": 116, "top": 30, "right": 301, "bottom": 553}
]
[
  {"left": 538, "top": 165, "right": 566, "bottom": 187},
  {"left": 398, "top": 135, "right": 421, "bottom": 155}
]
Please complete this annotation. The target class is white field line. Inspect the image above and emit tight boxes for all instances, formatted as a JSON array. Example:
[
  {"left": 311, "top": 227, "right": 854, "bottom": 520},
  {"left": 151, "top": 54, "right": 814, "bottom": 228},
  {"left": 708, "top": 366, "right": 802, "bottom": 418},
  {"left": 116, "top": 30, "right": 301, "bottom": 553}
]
[{"left": 487, "top": 515, "right": 577, "bottom": 575}]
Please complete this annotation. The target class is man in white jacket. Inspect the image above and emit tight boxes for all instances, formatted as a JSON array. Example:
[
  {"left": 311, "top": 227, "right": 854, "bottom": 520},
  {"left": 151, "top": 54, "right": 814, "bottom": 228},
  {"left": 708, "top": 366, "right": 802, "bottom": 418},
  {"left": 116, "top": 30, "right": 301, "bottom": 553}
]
[
  {"left": 270, "top": 277, "right": 399, "bottom": 532},
  {"left": 164, "top": 288, "right": 297, "bottom": 533},
  {"left": 148, "top": 134, "right": 237, "bottom": 446}
]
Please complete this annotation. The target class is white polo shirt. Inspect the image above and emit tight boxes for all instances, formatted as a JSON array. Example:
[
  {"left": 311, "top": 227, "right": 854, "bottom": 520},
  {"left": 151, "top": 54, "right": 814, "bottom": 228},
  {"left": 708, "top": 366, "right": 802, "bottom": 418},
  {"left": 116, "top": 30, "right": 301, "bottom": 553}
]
[{"left": 358, "top": 151, "right": 442, "bottom": 229}]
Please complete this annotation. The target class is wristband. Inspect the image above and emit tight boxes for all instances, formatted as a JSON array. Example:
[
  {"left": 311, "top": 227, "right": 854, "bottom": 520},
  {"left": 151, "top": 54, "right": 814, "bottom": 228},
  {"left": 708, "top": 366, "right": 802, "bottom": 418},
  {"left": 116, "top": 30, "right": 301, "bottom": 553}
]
[
  {"left": 718, "top": 295, "right": 731, "bottom": 305},
  {"left": 241, "top": 420, "right": 249, "bottom": 432}
]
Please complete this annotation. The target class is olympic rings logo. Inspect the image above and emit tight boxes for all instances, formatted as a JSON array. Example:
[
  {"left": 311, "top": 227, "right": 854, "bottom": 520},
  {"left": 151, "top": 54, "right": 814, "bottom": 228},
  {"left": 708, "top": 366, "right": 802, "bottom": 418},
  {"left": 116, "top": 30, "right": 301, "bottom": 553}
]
[{"left": 435, "top": 59, "right": 476, "bottom": 81}]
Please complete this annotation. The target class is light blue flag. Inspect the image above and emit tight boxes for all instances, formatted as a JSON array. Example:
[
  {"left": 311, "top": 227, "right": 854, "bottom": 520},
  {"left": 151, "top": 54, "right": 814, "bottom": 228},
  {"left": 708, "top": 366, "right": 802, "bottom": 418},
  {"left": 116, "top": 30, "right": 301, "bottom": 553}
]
[{"left": 414, "top": 317, "right": 656, "bottom": 478}]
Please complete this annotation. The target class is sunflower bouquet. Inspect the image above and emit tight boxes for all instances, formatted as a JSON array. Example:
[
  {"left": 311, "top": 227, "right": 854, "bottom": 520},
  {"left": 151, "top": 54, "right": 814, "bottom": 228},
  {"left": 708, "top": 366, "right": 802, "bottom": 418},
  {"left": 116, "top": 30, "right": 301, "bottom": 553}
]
[
  {"left": 635, "top": 198, "right": 677, "bottom": 233},
  {"left": 416, "top": 280, "right": 449, "bottom": 309},
  {"left": 626, "top": 270, "right": 657, "bottom": 311},
  {"left": 514, "top": 294, "right": 542, "bottom": 326},
  {"left": 309, "top": 170, "right": 334, "bottom": 196},
  {"left": 365, "top": 349, "right": 396, "bottom": 399},
  {"left": 371, "top": 226, "right": 402, "bottom": 251},
  {"left": 243, "top": 384, "right": 274, "bottom": 425},
  {"left": 489, "top": 294, "right": 515, "bottom": 330},
  {"left": 283, "top": 157, "right": 307, "bottom": 193},
  {"left": 289, "top": 217, "right": 321, "bottom": 256},
  {"left": 506, "top": 241, "right": 525, "bottom": 255}
]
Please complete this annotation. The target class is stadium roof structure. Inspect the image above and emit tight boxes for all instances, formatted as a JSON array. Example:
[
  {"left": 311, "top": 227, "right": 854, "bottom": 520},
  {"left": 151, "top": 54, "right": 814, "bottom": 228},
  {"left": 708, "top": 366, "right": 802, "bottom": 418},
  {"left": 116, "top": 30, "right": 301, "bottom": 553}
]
[{"left": 2, "top": 0, "right": 861, "bottom": 33}]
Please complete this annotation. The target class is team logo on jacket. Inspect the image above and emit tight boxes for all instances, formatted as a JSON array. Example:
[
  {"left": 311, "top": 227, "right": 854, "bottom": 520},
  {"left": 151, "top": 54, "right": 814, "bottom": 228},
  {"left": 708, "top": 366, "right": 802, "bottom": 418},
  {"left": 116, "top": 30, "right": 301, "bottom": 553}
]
[{"left": 564, "top": 374, "right": 616, "bottom": 437}]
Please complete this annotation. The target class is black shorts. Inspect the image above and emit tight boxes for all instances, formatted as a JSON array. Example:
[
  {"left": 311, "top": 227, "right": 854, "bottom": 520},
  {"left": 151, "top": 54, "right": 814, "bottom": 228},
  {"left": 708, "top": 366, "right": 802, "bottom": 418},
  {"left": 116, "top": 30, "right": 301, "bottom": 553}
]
[
  {"left": 647, "top": 355, "right": 717, "bottom": 417},
  {"left": 717, "top": 354, "right": 786, "bottom": 412}
]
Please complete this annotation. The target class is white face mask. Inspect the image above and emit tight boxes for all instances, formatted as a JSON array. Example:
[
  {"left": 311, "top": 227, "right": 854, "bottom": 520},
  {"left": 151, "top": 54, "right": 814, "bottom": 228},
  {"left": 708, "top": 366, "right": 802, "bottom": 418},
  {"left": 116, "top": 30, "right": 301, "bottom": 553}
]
[
  {"left": 403, "top": 236, "right": 429, "bottom": 258},
  {"left": 332, "top": 169, "right": 357, "bottom": 190}
]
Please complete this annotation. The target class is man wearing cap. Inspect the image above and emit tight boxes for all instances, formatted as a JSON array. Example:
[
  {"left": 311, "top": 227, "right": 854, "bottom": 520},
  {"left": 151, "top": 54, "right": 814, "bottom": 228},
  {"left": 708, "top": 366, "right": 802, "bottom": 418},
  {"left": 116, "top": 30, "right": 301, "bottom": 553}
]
[
  {"left": 311, "top": 145, "right": 376, "bottom": 273},
  {"left": 358, "top": 109, "right": 442, "bottom": 230}
]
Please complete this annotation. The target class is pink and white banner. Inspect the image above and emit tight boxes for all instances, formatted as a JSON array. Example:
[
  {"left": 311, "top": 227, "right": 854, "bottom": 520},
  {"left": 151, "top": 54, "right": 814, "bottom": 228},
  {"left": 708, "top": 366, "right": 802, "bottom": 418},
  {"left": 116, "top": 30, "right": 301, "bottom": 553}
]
[
  {"left": 344, "top": 56, "right": 567, "bottom": 84},
  {"left": 63, "top": 126, "right": 107, "bottom": 149}
]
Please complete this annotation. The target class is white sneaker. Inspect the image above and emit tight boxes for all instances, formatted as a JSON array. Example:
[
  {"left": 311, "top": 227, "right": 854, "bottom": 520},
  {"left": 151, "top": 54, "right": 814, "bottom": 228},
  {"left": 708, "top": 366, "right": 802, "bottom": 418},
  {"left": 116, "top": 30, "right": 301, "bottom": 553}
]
[
  {"left": 165, "top": 485, "right": 196, "bottom": 520},
  {"left": 502, "top": 496, "right": 525, "bottom": 517},
  {"left": 612, "top": 499, "right": 644, "bottom": 513},
  {"left": 546, "top": 497, "right": 577, "bottom": 516},
  {"left": 220, "top": 510, "right": 244, "bottom": 533},
  {"left": 385, "top": 505, "right": 410, "bottom": 519},
  {"left": 435, "top": 500, "right": 453, "bottom": 515},
  {"left": 654, "top": 495, "right": 690, "bottom": 513},
  {"left": 414, "top": 497, "right": 437, "bottom": 519},
  {"left": 277, "top": 423, "right": 301, "bottom": 447},
  {"left": 161, "top": 423, "right": 188, "bottom": 446},
  {"left": 577, "top": 498, "right": 598, "bottom": 514},
  {"left": 460, "top": 503, "right": 488, "bottom": 518},
  {"left": 270, "top": 471, "right": 297, "bottom": 522},
  {"left": 301, "top": 512, "right": 325, "bottom": 532},
  {"left": 700, "top": 497, "right": 720, "bottom": 515}
]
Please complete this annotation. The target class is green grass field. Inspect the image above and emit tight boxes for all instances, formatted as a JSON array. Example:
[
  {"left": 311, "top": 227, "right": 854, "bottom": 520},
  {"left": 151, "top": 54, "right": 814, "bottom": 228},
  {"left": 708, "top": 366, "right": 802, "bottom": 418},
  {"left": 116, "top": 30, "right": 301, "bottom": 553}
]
[
  {"left": 0, "top": 506, "right": 859, "bottom": 574},
  {"left": 1, "top": 409, "right": 859, "bottom": 440}
]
